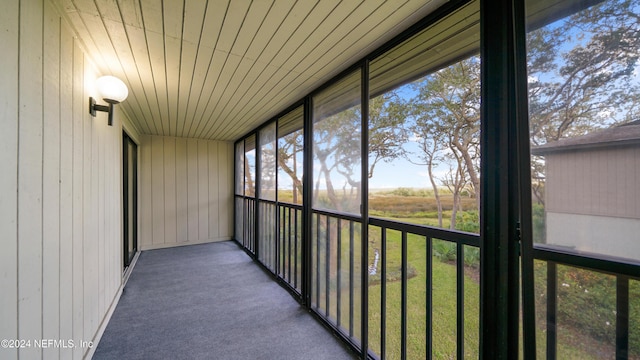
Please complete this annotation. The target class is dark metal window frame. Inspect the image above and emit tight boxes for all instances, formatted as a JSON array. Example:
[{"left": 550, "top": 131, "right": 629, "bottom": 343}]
[
  {"left": 122, "top": 131, "right": 138, "bottom": 269},
  {"left": 231, "top": 0, "right": 640, "bottom": 358}
]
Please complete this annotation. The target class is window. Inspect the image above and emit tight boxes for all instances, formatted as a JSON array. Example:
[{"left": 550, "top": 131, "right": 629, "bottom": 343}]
[
  {"left": 278, "top": 107, "right": 304, "bottom": 205},
  {"left": 259, "top": 123, "right": 277, "bottom": 201},
  {"left": 244, "top": 135, "right": 256, "bottom": 197},
  {"left": 367, "top": 1, "right": 480, "bottom": 357},
  {"left": 312, "top": 70, "right": 362, "bottom": 214},
  {"left": 525, "top": 0, "right": 640, "bottom": 357},
  {"left": 311, "top": 70, "right": 363, "bottom": 342}
]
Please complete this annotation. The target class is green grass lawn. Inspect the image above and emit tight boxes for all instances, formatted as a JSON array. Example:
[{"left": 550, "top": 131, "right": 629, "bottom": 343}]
[
  {"left": 303, "top": 191, "right": 636, "bottom": 359},
  {"left": 363, "top": 220, "right": 613, "bottom": 359},
  {"left": 364, "top": 228, "right": 480, "bottom": 359}
]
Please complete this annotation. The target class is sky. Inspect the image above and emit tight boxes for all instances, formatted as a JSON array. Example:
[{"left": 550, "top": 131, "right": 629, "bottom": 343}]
[
  {"left": 249, "top": 0, "right": 640, "bottom": 193},
  {"left": 268, "top": 139, "right": 451, "bottom": 192},
  {"left": 369, "top": 155, "right": 444, "bottom": 190}
]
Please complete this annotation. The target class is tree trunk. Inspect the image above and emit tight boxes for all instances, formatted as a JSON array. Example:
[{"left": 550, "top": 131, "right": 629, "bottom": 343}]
[
  {"left": 277, "top": 156, "right": 302, "bottom": 203},
  {"left": 316, "top": 154, "right": 340, "bottom": 211},
  {"left": 428, "top": 161, "right": 443, "bottom": 228},
  {"left": 450, "top": 193, "right": 459, "bottom": 230},
  {"left": 244, "top": 159, "right": 255, "bottom": 196}
]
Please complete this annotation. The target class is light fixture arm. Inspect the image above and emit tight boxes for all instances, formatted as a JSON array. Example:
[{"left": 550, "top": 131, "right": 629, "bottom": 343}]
[{"left": 89, "top": 97, "right": 116, "bottom": 126}]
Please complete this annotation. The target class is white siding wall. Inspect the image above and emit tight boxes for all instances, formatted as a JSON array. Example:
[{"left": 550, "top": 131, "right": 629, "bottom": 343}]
[
  {"left": 0, "top": 1, "right": 137, "bottom": 358},
  {"left": 546, "top": 212, "right": 640, "bottom": 261},
  {"left": 139, "top": 135, "right": 233, "bottom": 249}
]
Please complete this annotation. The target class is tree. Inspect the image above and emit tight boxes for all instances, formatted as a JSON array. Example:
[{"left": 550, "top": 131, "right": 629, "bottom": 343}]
[
  {"left": 441, "top": 155, "right": 468, "bottom": 230},
  {"left": 368, "top": 92, "right": 409, "bottom": 179},
  {"left": 527, "top": 0, "right": 640, "bottom": 203},
  {"left": 259, "top": 126, "right": 278, "bottom": 200},
  {"left": 276, "top": 91, "right": 407, "bottom": 212},
  {"left": 244, "top": 149, "right": 255, "bottom": 197},
  {"left": 406, "top": 110, "right": 447, "bottom": 227},
  {"left": 409, "top": 57, "right": 482, "bottom": 216},
  {"left": 277, "top": 130, "right": 303, "bottom": 204},
  {"left": 528, "top": 0, "right": 640, "bottom": 146}
]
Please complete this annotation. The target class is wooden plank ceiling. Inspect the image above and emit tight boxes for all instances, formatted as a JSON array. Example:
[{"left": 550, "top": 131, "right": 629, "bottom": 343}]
[{"left": 57, "top": 0, "right": 445, "bottom": 141}]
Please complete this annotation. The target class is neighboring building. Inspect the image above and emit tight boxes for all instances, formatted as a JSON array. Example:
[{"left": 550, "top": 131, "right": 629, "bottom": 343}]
[{"left": 532, "top": 121, "right": 640, "bottom": 261}]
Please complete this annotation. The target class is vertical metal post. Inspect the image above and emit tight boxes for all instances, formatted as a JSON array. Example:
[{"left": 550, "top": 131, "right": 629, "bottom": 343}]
[
  {"left": 426, "top": 236, "right": 433, "bottom": 358},
  {"left": 616, "top": 275, "right": 629, "bottom": 360},
  {"left": 244, "top": 199, "right": 249, "bottom": 250},
  {"left": 303, "top": 96, "right": 313, "bottom": 307},
  {"left": 546, "top": 261, "right": 557, "bottom": 360},
  {"left": 232, "top": 143, "right": 237, "bottom": 243},
  {"left": 360, "top": 61, "right": 370, "bottom": 359},
  {"left": 457, "top": 243, "right": 465, "bottom": 360},
  {"left": 480, "top": 0, "right": 522, "bottom": 357},
  {"left": 337, "top": 218, "right": 342, "bottom": 328},
  {"left": 294, "top": 208, "right": 298, "bottom": 289},
  {"left": 254, "top": 134, "right": 261, "bottom": 262},
  {"left": 272, "top": 205, "right": 276, "bottom": 270},
  {"left": 275, "top": 126, "right": 280, "bottom": 275},
  {"left": 381, "top": 227, "right": 387, "bottom": 360},
  {"left": 512, "top": 0, "right": 538, "bottom": 355},
  {"left": 326, "top": 217, "right": 331, "bottom": 317},
  {"left": 516, "top": 8, "right": 539, "bottom": 353},
  {"left": 316, "top": 214, "right": 321, "bottom": 308},
  {"left": 279, "top": 206, "right": 283, "bottom": 277},
  {"left": 401, "top": 231, "right": 407, "bottom": 360},
  {"left": 288, "top": 207, "right": 292, "bottom": 282},
  {"left": 350, "top": 221, "right": 355, "bottom": 337}
]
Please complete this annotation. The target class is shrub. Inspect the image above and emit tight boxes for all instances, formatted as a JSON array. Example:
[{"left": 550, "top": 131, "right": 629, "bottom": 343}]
[
  {"left": 368, "top": 194, "right": 476, "bottom": 217},
  {"left": 455, "top": 210, "right": 479, "bottom": 233},
  {"left": 368, "top": 264, "right": 418, "bottom": 285},
  {"left": 463, "top": 247, "right": 480, "bottom": 268},
  {"left": 433, "top": 241, "right": 457, "bottom": 262},
  {"left": 386, "top": 187, "right": 433, "bottom": 197},
  {"left": 532, "top": 203, "right": 546, "bottom": 243},
  {"left": 534, "top": 263, "right": 640, "bottom": 356}
]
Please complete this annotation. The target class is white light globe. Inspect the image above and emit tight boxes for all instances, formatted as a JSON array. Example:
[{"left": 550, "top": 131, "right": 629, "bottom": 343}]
[{"left": 96, "top": 75, "right": 128, "bottom": 104}]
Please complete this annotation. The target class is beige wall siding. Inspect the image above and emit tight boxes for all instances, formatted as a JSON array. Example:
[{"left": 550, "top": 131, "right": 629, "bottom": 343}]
[
  {"left": 0, "top": 1, "right": 136, "bottom": 358},
  {"left": 546, "top": 212, "right": 640, "bottom": 261},
  {"left": 546, "top": 146, "right": 640, "bottom": 219},
  {"left": 0, "top": 0, "right": 19, "bottom": 358},
  {"left": 18, "top": 1, "right": 44, "bottom": 357},
  {"left": 139, "top": 135, "right": 233, "bottom": 249}
]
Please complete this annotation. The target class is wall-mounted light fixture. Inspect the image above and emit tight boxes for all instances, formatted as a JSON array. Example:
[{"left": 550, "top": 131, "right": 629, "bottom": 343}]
[{"left": 89, "top": 75, "right": 129, "bottom": 126}]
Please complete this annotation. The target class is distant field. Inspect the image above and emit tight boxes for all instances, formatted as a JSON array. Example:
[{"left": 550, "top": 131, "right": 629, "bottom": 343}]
[{"left": 277, "top": 188, "right": 477, "bottom": 214}]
